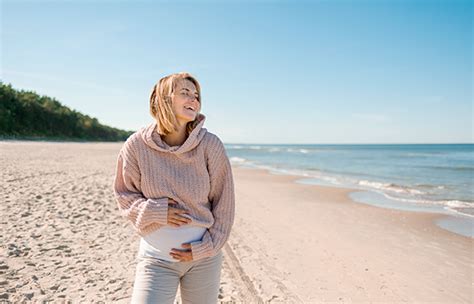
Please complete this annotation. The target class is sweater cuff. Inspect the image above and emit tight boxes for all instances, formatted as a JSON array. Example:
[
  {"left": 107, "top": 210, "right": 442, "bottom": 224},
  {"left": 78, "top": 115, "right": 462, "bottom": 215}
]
[
  {"left": 145, "top": 197, "right": 169, "bottom": 226},
  {"left": 190, "top": 235, "right": 214, "bottom": 261}
]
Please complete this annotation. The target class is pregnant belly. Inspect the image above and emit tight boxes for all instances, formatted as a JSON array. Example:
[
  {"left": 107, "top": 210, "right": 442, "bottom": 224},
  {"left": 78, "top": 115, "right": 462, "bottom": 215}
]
[{"left": 139, "top": 225, "right": 207, "bottom": 262}]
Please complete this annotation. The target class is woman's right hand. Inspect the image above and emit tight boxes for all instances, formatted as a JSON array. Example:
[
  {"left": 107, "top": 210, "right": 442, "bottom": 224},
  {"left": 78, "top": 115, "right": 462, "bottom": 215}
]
[{"left": 167, "top": 198, "right": 192, "bottom": 227}]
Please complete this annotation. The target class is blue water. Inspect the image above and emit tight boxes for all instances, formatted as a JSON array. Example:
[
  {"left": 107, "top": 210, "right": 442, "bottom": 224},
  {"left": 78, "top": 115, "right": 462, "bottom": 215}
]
[{"left": 225, "top": 144, "right": 473, "bottom": 237}]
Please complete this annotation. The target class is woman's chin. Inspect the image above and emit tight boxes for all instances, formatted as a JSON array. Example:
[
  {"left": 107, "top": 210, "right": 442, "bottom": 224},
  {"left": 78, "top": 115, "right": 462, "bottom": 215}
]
[{"left": 177, "top": 114, "right": 196, "bottom": 123}]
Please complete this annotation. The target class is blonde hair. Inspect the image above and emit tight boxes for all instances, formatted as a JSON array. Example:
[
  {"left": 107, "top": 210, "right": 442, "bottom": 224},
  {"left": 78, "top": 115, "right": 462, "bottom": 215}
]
[{"left": 149, "top": 72, "right": 202, "bottom": 137}]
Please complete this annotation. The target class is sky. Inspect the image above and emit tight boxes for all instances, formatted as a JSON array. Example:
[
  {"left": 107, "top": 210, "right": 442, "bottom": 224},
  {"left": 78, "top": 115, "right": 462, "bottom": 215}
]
[{"left": 1, "top": 0, "right": 472, "bottom": 144}]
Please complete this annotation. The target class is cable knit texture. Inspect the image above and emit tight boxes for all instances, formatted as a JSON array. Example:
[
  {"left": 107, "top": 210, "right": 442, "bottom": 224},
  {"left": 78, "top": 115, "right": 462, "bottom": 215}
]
[{"left": 113, "top": 113, "right": 235, "bottom": 261}]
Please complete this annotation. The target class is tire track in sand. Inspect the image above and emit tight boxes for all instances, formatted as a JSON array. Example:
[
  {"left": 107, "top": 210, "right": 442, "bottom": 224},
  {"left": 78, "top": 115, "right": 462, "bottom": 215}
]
[{"left": 223, "top": 242, "right": 265, "bottom": 303}]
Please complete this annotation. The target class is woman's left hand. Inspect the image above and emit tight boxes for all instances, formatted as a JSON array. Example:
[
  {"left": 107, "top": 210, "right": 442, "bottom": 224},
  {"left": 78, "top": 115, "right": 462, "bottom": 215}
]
[{"left": 170, "top": 243, "right": 193, "bottom": 262}]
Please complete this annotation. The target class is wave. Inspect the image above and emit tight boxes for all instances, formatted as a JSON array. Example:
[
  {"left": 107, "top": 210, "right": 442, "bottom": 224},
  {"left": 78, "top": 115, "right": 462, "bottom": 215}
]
[
  {"left": 380, "top": 192, "right": 474, "bottom": 218},
  {"left": 229, "top": 157, "right": 246, "bottom": 163},
  {"left": 358, "top": 180, "right": 426, "bottom": 195},
  {"left": 285, "top": 148, "right": 310, "bottom": 154},
  {"left": 414, "top": 183, "right": 446, "bottom": 190},
  {"left": 448, "top": 207, "right": 474, "bottom": 217},
  {"left": 227, "top": 145, "right": 265, "bottom": 150},
  {"left": 268, "top": 147, "right": 282, "bottom": 152}
]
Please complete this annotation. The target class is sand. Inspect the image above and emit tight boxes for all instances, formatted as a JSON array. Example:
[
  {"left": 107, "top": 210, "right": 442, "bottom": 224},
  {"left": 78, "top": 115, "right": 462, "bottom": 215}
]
[{"left": 0, "top": 141, "right": 472, "bottom": 303}]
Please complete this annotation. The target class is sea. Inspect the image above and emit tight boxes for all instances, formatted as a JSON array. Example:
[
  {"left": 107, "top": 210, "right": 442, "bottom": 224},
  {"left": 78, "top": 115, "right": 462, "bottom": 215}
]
[{"left": 225, "top": 143, "right": 473, "bottom": 238}]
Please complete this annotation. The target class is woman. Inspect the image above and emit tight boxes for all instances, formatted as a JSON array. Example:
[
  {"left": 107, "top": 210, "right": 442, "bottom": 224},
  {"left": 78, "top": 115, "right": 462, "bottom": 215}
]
[{"left": 113, "top": 72, "right": 235, "bottom": 303}]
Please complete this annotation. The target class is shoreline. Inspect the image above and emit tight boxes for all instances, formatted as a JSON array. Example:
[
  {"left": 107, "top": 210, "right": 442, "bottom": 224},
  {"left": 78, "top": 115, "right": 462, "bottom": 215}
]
[
  {"left": 233, "top": 165, "right": 471, "bottom": 241},
  {"left": 238, "top": 163, "right": 473, "bottom": 239},
  {"left": 228, "top": 165, "right": 473, "bottom": 303}
]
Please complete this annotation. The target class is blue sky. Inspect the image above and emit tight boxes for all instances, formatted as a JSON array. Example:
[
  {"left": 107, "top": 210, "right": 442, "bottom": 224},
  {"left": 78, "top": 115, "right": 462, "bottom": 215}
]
[{"left": 2, "top": 0, "right": 472, "bottom": 144}]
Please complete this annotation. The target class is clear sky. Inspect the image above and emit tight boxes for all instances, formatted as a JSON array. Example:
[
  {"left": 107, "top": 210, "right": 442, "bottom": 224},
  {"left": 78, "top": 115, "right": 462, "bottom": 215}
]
[{"left": 2, "top": 0, "right": 472, "bottom": 144}]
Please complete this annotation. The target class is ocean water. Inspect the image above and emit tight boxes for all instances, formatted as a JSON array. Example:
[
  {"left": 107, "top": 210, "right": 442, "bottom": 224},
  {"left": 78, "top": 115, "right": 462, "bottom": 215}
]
[{"left": 226, "top": 144, "right": 473, "bottom": 237}]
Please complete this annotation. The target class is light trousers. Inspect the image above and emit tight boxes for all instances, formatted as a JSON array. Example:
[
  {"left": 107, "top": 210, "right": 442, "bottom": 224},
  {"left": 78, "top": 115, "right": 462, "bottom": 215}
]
[{"left": 130, "top": 250, "right": 223, "bottom": 304}]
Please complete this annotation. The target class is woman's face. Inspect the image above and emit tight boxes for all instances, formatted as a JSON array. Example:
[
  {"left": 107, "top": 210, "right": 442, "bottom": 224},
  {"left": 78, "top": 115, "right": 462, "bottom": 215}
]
[{"left": 171, "top": 79, "right": 201, "bottom": 125}]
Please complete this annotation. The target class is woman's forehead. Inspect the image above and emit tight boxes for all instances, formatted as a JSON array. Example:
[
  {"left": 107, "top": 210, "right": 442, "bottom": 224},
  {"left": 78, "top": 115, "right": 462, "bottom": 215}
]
[{"left": 175, "top": 79, "right": 197, "bottom": 91}]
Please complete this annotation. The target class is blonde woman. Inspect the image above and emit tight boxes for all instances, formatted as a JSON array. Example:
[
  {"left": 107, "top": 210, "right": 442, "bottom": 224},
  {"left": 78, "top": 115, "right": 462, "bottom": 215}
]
[{"left": 113, "top": 72, "right": 235, "bottom": 303}]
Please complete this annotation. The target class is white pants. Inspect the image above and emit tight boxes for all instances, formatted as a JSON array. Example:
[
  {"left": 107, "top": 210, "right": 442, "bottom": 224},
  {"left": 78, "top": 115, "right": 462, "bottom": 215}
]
[{"left": 130, "top": 250, "right": 223, "bottom": 304}]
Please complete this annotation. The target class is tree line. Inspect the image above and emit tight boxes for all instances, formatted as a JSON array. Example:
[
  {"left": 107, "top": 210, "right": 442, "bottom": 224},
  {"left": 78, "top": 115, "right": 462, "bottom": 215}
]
[{"left": 0, "top": 82, "right": 134, "bottom": 141}]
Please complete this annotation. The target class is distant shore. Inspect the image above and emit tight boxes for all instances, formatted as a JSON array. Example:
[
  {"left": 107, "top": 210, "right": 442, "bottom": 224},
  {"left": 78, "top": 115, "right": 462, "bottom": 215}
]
[{"left": 0, "top": 136, "right": 127, "bottom": 142}]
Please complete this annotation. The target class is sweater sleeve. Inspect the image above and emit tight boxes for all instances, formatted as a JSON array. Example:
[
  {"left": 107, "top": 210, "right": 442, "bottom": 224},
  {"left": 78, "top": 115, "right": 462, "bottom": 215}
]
[
  {"left": 190, "top": 136, "right": 235, "bottom": 261},
  {"left": 113, "top": 140, "right": 169, "bottom": 237}
]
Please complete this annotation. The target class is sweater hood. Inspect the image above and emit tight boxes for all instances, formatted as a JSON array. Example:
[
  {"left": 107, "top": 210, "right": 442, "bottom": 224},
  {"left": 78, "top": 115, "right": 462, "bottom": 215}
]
[{"left": 140, "top": 113, "right": 207, "bottom": 155}]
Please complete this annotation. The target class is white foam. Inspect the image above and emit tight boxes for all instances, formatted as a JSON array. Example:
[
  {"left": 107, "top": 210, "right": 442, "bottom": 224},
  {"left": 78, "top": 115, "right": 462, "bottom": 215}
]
[
  {"left": 445, "top": 207, "right": 474, "bottom": 218},
  {"left": 380, "top": 192, "right": 474, "bottom": 218},
  {"left": 358, "top": 180, "right": 425, "bottom": 195},
  {"left": 445, "top": 200, "right": 474, "bottom": 209},
  {"left": 230, "top": 157, "right": 246, "bottom": 163}
]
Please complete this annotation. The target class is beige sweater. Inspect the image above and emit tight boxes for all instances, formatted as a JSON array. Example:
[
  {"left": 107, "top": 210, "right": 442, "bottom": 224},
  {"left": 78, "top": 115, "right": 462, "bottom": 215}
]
[{"left": 113, "top": 113, "right": 235, "bottom": 261}]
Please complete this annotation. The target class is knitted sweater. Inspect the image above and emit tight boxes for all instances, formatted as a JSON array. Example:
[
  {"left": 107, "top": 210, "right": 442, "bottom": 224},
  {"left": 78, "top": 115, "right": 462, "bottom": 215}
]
[{"left": 113, "top": 113, "right": 235, "bottom": 261}]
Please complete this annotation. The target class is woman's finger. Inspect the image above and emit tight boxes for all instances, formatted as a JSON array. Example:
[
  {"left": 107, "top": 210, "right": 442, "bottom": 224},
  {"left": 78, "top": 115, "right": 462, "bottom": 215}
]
[
  {"left": 170, "top": 216, "right": 190, "bottom": 226},
  {"left": 173, "top": 208, "right": 189, "bottom": 214},
  {"left": 171, "top": 218, "right": 188, "bottom": 225},
  {"left": 169, "top": 218, "right": 185, "bottom": 225},
  {"left": 172, "top": 211, "right": 191, "bottom": 220},
  {"left": 168, "top": 220, "right": 180, "bottom": 227},
  {"left": 170, "top": 250, "right": 192, "bottom": 261}
]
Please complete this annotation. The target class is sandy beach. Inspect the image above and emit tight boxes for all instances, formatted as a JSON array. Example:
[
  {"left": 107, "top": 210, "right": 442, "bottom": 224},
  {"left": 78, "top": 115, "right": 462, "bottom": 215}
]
[{"left": 0, "top": 141, "right": 472, "bottom": 303}]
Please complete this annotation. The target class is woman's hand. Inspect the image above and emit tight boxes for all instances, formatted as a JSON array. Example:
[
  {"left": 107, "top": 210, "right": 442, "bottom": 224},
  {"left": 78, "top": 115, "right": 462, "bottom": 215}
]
[
  {"left": 170, "top": 243, "right": 193, "bottom": 261},
  {"left": 167, "top": 198, "right": 192, "bottom": 227},
  {"left": 167, "top": 198, "right": 194, "bottom": 261}
]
